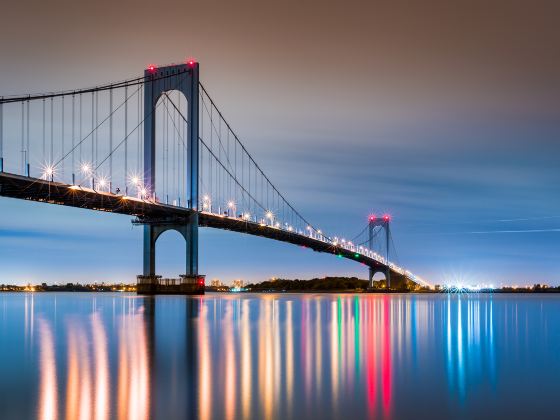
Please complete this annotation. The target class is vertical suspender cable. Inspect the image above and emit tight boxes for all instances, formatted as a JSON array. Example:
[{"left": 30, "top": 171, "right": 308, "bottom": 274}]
[
  {"left": 165, "top": 95, "right": 169, "bottom": 202},
  {"left": 124, "top": 85, "right": 128, "bottom": 194},
  {"left": 137, "top": 84, "right": 141, "bottom": 176},
  {"left": 140, "top": 85, "right": 143, "bottom": 178},
  {"left": 172, "top": 93, "right": 176, "bottom": 202},
  {"left": 162, "top": 96, "right": 165, "bottom": 202},
  {"left": 199, "top": 93, "right": 203, "bottom": 202},
  {"left": 177, "top": 93, "right": 180, "bottom": 201},
  {"left": 234, "top": 128, "right": 237, "bottom": 210},
  {"left": 0, "top": 97, "right": 3, "bottom": 172},
  {"left": 109, "top": 86, "right": 113, "bottom": 190},
  {"left": 26, "top": 100, "right": 30, "bottom": 176},
  {"left": 183, "top": 94, "right": 186, "bottom": 205},
  {"left": 72, "top": 95, "right": 75, "bottom": 183},
  {"left": 218, "top": 115, "right": 221, "bottom": 206},
  {"left": 42, "top": 99, "right": 45, "bottom": 159},
  {"left": 210, "top": 103, "right": 213, "bottom": 203},
  {"left": 21, "top": 102, "right": 24, "bottom": 174},
  {"left": 95, "top": 91, "right": 98, "bottom": 169},
  {"left": 79, "top": 94, "right": 82, "bottom": 164},
  {"left": 61, "top": 96, "right": 65, "bottom": 178},
  {"left": 50, "top": 97, "right": 53, "bottom": 165},
  {"left": 91, "top": 92, "right": 94, "bottom": 168},
  {"left": 240, "top": 141, "right": 243, "bottom": 212}
]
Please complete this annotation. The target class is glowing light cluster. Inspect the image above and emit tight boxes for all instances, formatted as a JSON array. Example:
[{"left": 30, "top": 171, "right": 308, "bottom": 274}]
[{"left": 442, "top": 283, "right": 495, "bottom": 293}]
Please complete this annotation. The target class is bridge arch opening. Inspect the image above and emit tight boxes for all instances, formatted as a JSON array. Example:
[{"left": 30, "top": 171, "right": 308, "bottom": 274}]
[
  {"left": 154, "top": 228, "right": 187, "bottom": 278},
  {"left": 154, "top": 90, "right": 189, "bottom": 206},
  {"left": 371, "top": 271, "right": 387, "bottom": 288}
]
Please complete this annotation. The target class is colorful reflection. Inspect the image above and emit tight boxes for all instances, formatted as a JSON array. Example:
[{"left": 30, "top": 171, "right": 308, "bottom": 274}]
[
  {"left": 444, "top": 295, "right": 496, "bottom": 403},
  {"left": 37, "top": 317, "right": 57, "bottom": 420},
  {"left": 30, "top": 293, "right": 505, "bottom": 419},
  {"left": 36, "top": 298, "right": 150, "bottom": 420}
]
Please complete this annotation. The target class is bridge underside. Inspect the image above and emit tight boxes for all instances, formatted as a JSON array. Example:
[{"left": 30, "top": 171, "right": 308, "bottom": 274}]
[{"left": 0, "top": 172, "right": 416, "bottom": 289}]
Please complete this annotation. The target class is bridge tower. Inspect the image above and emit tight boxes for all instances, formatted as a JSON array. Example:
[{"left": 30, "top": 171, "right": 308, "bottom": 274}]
[
  {"left": 368, "top": 214, "right": 391, "bottom": 289},
  {"left": 137, "top": 61, "right": 204, "bottom": 294}
]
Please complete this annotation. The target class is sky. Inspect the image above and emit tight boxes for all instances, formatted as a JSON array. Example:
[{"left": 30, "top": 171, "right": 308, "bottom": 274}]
[{"left": 0, "top": 0, "right": 559, "bottom": 286}]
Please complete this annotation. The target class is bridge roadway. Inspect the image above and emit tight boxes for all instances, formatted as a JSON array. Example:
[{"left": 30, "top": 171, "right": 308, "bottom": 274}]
[{"left": 0, "top": 172, "right": 426, "bottom": 289}]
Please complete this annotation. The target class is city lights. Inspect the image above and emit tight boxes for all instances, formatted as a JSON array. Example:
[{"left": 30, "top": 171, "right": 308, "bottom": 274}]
[{"left": 441, "top": 283, "right": 495, "bottom": 293}]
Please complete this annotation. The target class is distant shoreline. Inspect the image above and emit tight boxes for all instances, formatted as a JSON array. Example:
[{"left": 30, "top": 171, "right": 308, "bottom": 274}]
[{"left": 1, "top": 276, "right": 558, "bottom": 294}]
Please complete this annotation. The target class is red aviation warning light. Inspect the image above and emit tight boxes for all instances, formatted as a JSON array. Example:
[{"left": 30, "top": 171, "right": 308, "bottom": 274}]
[
  {"left": 383, "top": 214, "right": 391, "bottom": 222},
  {"left": 186, "top": 58, "right": 197, "bottom": 68},
  {"left": 147, "top": 64, "right": 157, "bottom": 73},
  {"left": 369, "top": 214, "right": 377, "bottom": 222}
]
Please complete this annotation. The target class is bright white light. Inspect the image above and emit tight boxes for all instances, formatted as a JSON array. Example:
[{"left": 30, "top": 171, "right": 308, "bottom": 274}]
[
  {"left": 140, "top": 188, "right": 148, "bottom": 197},
  {"left": 441, "top": 282, "right": 494, "bottom": 293},
  {"left": 98, "top": 177, "right": 108, "bottom": 190},
  {"left": 228, "top": 201, "right": 235, "bottom": 208},
  {"left": 80, "top": 162, "right": 91, "bottom": 174},
  {"left": 42, "top": 164, "right": 55, "bottom": 180},
  {"left": 243, "top": 213, "right": 251, "bottom": 220},
  {"left": 266, "top": 211, "right": 274, "bottom": 220}
]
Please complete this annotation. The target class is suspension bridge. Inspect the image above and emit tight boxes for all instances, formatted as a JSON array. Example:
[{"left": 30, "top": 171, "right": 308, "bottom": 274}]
[{"left": 0, "top": 61, "right": 430, "bottom": 293}]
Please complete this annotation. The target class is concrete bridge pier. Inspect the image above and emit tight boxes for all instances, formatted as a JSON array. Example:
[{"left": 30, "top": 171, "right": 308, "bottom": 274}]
[
  {"left": 137, "top": 217, "right": 205, "bottom": 295},
  {"left": 368, "top": 267, "right": 409, "bottom": 291}
]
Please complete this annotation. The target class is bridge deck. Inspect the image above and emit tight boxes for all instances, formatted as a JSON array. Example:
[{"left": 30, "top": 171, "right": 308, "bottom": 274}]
[{"left": 0, "top": 172, "right": 418, "bottom": 287}]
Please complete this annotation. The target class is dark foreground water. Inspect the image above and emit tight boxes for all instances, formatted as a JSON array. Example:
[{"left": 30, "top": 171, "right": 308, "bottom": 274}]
[{"left": 1, "top": 293, "right": 559, "bottom": 420}]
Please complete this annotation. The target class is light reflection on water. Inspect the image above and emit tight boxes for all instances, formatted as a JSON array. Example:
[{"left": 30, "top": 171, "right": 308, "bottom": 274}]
[{"left": 1, "top": 293, "right": 559, "bottom": 419}]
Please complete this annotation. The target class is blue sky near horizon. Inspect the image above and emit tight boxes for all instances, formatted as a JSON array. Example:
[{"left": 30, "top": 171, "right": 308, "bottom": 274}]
[{"left": 0, "top": 0, "right": 558, "bottom": 286}]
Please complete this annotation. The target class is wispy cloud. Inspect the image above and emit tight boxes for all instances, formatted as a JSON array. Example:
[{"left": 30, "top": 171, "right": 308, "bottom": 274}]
[
  {"left": 496, "top": 216, "right": 560, "bottom": 223},
  {"left": 447, "top": 228, "right": 560, "bottom": 235}
]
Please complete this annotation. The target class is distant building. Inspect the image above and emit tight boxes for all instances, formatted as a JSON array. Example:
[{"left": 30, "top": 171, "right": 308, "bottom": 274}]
[
  {"left": 232, "top": 279, "right": 244, "bottom": 289},
  {"left": 210, "top": 279, "right": 223, "bottom": 287}
]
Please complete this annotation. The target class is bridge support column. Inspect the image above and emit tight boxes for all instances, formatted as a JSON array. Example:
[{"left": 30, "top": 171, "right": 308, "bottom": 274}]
[
  {"left": 138, "top": 62, "right": 203, "bottom": 295},
  {"left": 367, "top": 215, "right": 391, "bottom": 289},
  {"left": 137, "top": 218, "right": 204, "bottom": 295}
]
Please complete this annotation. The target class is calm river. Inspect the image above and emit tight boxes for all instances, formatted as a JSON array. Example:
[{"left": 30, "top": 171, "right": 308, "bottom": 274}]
[{"left": 1, "top": 293, "right": 559, "bottom": 419}]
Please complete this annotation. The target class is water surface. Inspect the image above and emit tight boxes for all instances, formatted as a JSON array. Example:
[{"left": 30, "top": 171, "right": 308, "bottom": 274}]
[{"left": 1, "top": 292, "right": 559, "bottom": 419}]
